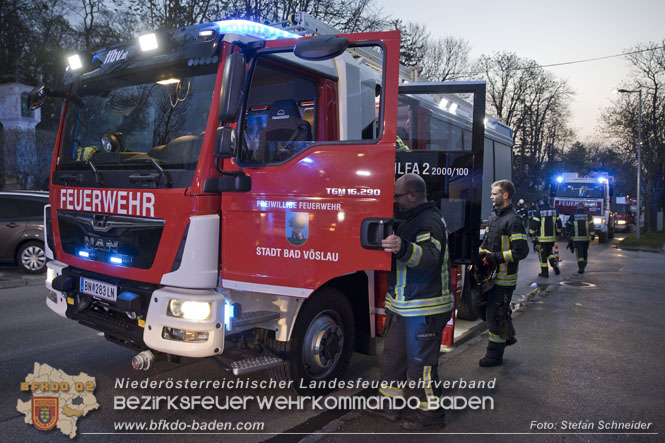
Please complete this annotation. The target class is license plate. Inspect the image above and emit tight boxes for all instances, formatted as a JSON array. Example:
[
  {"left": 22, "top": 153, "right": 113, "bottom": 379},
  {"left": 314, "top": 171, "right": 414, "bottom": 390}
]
[{"left": 80, "top": 277, "right": 117, "bottom": 302}]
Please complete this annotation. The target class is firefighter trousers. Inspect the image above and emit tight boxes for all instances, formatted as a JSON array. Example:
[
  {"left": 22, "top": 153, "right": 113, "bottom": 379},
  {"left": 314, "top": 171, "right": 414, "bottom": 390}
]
[
  {"left": 538, "top": 241, "right": 558, "bottom": 275},
  {"left": 379, "top": 310, "right": 451, "bottom": 411},
  {"left": 574, "top": 241, "right": 590, "bottom": 271},
  {"left": 473, "top": 285, "right": 515, "bottom": 359}
]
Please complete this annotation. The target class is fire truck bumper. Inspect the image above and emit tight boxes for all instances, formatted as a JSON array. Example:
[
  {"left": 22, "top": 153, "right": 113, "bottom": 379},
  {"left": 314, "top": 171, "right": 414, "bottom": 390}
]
[
  {"left": 45, "top": 260, "right": 70, "bottom": 318},
  {"left": 144, "top": 286, "right": 226, "bottom": 358}
]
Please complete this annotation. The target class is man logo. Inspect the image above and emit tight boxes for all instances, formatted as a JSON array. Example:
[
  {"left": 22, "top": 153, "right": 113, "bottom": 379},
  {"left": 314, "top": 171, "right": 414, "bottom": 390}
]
[
  {"left": 31, "top": 397, "right": 58, "bottom": 431},
  {"left": 286, "top": 212, "right": 309, "bottom": 246}
]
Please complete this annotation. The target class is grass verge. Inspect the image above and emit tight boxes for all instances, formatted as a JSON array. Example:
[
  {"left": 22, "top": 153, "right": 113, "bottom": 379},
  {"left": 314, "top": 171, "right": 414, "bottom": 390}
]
[{"left": 619, "top": 230, "right": 665, "bottom": 248}]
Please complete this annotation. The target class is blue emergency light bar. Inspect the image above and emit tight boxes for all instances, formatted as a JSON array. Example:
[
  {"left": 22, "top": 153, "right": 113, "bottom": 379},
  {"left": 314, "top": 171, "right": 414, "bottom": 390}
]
[{"left": 211, "top": 19, "right": 302, "bottom": 40}]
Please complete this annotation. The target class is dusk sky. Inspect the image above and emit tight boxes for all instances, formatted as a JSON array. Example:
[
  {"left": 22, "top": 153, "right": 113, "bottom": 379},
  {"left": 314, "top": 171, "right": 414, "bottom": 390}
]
[{"left": 379, "top": 0, "right": 665, "bottom": 140}]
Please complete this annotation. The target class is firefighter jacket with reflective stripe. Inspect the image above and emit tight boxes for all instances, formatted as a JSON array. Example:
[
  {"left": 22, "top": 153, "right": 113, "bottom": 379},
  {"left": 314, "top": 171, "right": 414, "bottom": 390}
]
[
  {"left": 529, "top": 203, "right": 562, "bottom": 242},
  {"left": 565, "top": 208, "right": 594, "bottom": 241},
  {"left": 385, "top": 201, "right": 453, "bottom": 317},
  {"left": 481, "top": 205, "right": 530, "bottom": 289}
]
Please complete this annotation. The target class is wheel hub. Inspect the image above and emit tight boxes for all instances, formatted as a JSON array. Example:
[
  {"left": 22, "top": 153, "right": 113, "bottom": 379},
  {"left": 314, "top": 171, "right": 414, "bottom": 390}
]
[
  {"left": 302, "top": 312, "right": 344, "bottom": 379},
  {"left": 22, "top": 246, "right": 45, "bottom": 271}
]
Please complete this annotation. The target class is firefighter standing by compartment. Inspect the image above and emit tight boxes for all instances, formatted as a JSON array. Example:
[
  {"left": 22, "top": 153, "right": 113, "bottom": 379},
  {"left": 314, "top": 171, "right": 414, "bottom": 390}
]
[
  {"left": 475, "top": 180, "right": 529, "bottom": 367},
  {"left": 565, "top": 202, "right": 594, "bottom": 274},
  {"left": 530, "top": 199, "right": 562, "bottom": 277},
  {"left": 375, "top": 173, "right": 453, "bottom": 430}
]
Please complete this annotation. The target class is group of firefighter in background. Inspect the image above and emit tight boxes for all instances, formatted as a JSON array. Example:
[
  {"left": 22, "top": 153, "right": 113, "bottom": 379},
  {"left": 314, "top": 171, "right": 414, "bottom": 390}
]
[
  {"left": 522, "top": 198, "right": 594, "bottom": 276},
  {"left": 372, "top": 174, "right": 594, "bottom": 430}
]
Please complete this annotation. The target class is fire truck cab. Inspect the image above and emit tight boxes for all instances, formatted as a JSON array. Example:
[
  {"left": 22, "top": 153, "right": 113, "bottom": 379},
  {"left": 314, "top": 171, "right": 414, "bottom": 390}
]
[
  {"left": 551, "top": 172, "right": 615, "bottom": 243},
  {"left": 35, "top": 13, "right": 511, "bottom": 392}
]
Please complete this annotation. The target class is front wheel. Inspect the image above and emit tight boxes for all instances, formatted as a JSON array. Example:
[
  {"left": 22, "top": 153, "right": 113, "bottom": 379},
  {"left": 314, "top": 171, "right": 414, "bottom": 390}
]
[
  {"left": 267, "top": 288, "right": 354, "bottom": 395},
  {"left": 17, "top": 241, "right": 47, "bottom": 274},
  {"left": 598, "top": 232, "right": 607, "bottom": 243}
]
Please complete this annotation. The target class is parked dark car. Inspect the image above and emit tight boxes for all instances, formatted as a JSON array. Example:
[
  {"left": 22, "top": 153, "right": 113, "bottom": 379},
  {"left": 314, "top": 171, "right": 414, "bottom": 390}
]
[{"left": 0, "top": 191, "right": 49, "bottom": 273}]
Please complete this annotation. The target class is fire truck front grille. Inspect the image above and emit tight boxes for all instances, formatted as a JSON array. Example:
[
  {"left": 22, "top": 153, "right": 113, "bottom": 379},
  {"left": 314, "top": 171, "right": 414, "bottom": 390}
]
[{"left": 57, "top": 210, "right": 164, "bottom": 269}]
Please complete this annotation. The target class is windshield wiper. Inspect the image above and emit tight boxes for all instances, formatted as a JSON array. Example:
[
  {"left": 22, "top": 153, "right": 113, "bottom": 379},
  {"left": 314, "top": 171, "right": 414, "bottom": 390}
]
[
  {"left": 123, "top": 157, "right": 172, "bottom": 188},
  {"left": 85, "top": 160, "right": 104, "bottom": 186}
]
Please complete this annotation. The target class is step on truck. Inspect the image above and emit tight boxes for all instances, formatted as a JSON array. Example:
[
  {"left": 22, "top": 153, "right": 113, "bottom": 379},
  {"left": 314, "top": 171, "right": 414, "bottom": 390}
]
[{"left": 34, "top": 12, "right": 513, "bottom": 393}]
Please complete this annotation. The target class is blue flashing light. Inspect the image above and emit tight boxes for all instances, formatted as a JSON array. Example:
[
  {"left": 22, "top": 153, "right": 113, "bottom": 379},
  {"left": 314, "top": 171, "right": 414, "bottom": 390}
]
[
  {"left": 214, "top": 19, "right": 301, "bottom": 41},
  {"left": 109, "top": 256, "right": 123, "bottom": 265},
  {"left": 597, "top": 177, "right": 607, "bottom": 183},
  {"left": 224, "top": 300, "right": 232, "bottom": 330},
  {"left": 556, "top": 176, "right": 564, "bottom": 183},
  {"left": 77, "top": 250, "right": 90, "bottom": 258}
]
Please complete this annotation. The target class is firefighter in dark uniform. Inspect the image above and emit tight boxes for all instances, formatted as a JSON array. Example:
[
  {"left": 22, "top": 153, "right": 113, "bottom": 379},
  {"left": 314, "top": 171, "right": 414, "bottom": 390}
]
[
  {"left": 565, "top": 202, "right": 594, "bottom": 274},
  {"left": 529, "top": 199, "right": 562, "bottom": 277},
  {"left": 475, "top": 180, "right": 529, "bottom": 367},
  {"left": 375, "top": 173, "right": 452, "bottom": 430}
]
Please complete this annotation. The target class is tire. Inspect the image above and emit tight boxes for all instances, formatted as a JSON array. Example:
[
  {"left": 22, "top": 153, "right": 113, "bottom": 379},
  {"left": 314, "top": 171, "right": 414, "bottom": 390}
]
[
  {"left": 17, "top": 241, "right": 47, "bottom": 274},
  {"left": 598, "top": 232, "right": 607, "bottom": 243},
  {"left": 456, "top": 274, "right": 479, "bottom": 321},
  {"left": 265, "top": 288, "right": 355, "bottom": 395}
]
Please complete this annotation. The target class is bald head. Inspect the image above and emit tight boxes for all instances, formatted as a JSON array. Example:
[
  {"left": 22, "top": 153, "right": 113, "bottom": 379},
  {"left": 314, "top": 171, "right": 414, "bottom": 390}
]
[{"left": 394, "top": 173, "right": 427, "bottom": 211}]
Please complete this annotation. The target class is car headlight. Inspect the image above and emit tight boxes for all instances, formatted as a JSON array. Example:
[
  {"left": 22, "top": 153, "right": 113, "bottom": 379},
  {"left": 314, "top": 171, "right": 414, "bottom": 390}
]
[
  {"left": 617, "top": 220, "right": 626, "bottom": 225},
  {"left": 593, "top": 217, "right": 605, "bottom": 224},
  {"left": 167, "top": 300, "right": 212, "bottom": 321}
]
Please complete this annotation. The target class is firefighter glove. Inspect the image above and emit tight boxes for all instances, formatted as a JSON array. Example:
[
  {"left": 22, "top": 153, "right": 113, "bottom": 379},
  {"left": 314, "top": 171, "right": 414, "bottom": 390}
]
[{"left": 482, "top": 252, "right": 500, "bottom": 266}]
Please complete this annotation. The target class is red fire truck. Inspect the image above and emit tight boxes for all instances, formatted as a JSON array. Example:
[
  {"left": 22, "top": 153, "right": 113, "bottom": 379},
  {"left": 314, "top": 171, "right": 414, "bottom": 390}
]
[
  {"left": 551, "top": 172, "right": 615, "bottom": 243},
  {"left": 33, "top": 13, "right": 512, "bottom": 392},
  {"left": 614, "top": 195, "right": 636, "bottom": 232}
]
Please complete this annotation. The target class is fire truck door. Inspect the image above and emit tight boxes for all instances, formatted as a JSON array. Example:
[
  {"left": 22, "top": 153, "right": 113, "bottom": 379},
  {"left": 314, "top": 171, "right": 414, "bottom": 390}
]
[
  {"left": 395, "top": 82, "right": 486, "bottom": 264},
  {"left": 219, "top": 32, "right": 400, "bottom": 298}
]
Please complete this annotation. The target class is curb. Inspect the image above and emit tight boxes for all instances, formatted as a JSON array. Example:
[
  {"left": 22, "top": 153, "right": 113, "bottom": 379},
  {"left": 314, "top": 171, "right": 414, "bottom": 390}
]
[
  {"left": 0, "top": 277, "right": 45, "bottom": 289},
  {"left": 615, "top": 244, "right": 664, "bottom": 253}
]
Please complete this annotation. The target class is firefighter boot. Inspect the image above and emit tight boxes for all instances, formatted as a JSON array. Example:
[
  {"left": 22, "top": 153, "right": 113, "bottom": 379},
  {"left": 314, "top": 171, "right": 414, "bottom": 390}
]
[
  {"left": 400, "top": 409, "right": 445, "bottom": 430},
  {"left": 538, "top": 269, "right": 549, "bottom": 278},
  {"left": 479, "top": 340, "right": 505, "bottom": 367}
]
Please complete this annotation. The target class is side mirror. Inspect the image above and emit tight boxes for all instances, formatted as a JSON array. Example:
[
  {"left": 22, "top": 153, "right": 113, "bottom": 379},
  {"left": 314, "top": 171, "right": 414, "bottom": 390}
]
[
  {"left": 214, "top": 126, "right": 236, "bottom": 159},
  {"left": 294, "top": 36, "right": 349, "bottom": 61},
  {"left": 29, "top": 84, "right": 48, "bottom": 110},
  {"left": 219, "top": 53, "right": 246, "bottom": 123}
]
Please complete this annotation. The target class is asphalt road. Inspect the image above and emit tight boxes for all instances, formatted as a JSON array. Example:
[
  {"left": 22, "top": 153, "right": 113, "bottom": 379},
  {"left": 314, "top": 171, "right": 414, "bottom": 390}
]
[{"left": 2, "top": 236, "right": 663, "bottom": 441}]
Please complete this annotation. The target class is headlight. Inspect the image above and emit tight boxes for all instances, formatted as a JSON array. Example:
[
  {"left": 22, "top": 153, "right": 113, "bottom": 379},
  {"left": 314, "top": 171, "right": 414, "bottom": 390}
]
[
  {"left": 593, "top": 217, "right": 604, "bottom": 224},
  {"left": 167, "top": 300, "right": 212, "bottom": 321},
  {"left": 617, "top": 220, "right": 626, "bottom": 225}
]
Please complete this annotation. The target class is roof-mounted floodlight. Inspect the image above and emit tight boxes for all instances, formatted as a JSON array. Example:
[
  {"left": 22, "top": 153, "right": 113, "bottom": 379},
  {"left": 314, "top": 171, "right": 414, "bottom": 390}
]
[
  {"left": 214, "top": 19, "right": 302, "bottom": 40},
  {"left": 139, "top": 33, "right": 158, "bottom": 51},
  {"left": 198, "top": 28, "right": 218, "bottom": 42},
  {"left": 68, "top": 54, "right": 83, "bottom": 71},
  {"left": 556, "top": 176, "right": 564, "bottom": 183}
]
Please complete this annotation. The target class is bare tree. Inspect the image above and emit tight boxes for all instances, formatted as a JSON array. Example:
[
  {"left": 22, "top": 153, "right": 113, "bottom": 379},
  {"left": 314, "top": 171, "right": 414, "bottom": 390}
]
[
  {"left": 475, "top": 52, "right": 574, "bottom": 193},
  {"left": 602, "top": 40, "right": 665, "bottom": 232},
  {"left": 420, "top": 36, "right": 471, "bottom": 82}
]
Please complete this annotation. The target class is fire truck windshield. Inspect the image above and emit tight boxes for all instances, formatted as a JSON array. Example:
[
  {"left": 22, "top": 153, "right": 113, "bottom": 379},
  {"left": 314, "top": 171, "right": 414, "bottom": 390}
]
[
  {"left": 59, "top": 67, "right": 217, "bottom": 172},
  {"left": 556, "top": 182, "right": 604, "bottom": 198}
]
